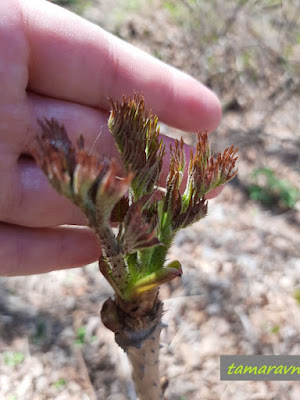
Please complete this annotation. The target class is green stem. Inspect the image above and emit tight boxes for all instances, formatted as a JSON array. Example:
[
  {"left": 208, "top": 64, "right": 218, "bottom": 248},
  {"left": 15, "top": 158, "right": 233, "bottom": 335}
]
[{"left": 148, "top": 244, "right": 170, "bottom": 273}]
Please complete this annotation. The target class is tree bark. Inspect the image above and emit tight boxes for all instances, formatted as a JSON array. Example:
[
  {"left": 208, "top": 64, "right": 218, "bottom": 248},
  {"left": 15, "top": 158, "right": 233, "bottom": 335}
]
[{"left": 101, "top": 289, "right": 163, "bottom": 400}]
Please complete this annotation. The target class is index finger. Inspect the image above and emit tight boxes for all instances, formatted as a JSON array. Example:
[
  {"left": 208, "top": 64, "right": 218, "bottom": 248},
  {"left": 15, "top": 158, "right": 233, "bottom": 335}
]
[{"left": 21, "top": 0, "right": 221, "bottom": 133}]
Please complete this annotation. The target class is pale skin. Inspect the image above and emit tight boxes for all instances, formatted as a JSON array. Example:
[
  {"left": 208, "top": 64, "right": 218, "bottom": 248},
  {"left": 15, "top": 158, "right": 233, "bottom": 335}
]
[{"left": 0, "top": 0, "right": 222, "bottom": 276}]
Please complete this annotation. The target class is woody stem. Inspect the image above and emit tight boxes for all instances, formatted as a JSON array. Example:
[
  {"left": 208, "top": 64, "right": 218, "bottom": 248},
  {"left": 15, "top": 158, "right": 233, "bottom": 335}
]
[{"left": 101, "top": 288, "right": 163, "bottom": 400}]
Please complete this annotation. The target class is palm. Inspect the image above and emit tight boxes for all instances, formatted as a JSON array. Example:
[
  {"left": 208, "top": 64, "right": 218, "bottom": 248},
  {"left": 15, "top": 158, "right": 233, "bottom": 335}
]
[{"left": 0, "top": 0, "right": 221, "bottom": 276}]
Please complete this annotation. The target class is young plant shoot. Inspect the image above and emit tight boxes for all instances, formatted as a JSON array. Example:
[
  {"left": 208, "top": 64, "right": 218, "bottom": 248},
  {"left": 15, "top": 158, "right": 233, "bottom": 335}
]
[{"left": 35, "top": 94, "right": 238, "bottom": 400}]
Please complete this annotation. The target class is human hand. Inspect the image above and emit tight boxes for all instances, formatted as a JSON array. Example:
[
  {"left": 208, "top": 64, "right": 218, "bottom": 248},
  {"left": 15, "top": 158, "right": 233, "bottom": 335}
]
[{"left": 0, "top": 0, "right": 221, "bottom": 275}]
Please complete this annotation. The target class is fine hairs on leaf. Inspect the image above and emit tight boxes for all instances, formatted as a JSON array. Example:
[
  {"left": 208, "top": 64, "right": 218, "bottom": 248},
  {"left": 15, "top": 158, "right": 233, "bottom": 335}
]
[{"left": 35, "top": 93, "right": 238, "bottom": 400}]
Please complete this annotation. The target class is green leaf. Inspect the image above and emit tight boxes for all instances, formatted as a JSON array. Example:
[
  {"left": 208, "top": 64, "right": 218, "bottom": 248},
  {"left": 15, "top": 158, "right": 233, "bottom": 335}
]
[
  {"left": 293, "top": 289, "right": 300, "bottom": 305},
  {"left": 53, "top": 378, "right": 67, "bottom": 389},
  {"left": 74, "top": 326, "right": 86, "bottom": 346},
  {"left": 3, "top": 351, "right": 25, "bottom": 367}
]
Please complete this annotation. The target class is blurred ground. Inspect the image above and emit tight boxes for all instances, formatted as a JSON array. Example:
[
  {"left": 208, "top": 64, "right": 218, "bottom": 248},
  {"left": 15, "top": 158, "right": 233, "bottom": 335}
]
[{"left": 1, "top": 1, "right": 299, "bottom": 399}]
